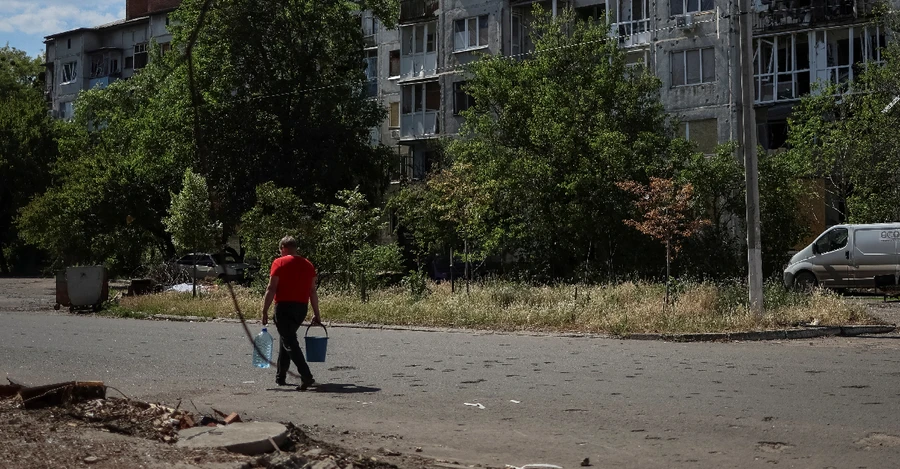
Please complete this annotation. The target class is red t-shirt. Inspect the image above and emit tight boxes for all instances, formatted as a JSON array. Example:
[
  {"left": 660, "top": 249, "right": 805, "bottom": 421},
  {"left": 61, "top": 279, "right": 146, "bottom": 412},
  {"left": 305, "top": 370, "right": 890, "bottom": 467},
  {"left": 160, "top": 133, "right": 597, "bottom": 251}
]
[{"left": 270, "top": 255, "right": 316, "bottom": 303}]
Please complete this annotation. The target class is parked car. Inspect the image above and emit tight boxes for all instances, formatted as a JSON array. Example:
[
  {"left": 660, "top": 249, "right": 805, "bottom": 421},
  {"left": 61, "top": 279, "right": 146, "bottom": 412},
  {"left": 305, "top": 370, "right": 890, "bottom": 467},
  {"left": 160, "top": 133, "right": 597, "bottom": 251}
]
[
  {"left": 783, "top": 223, "right": 900, "bottom": 290},
  {"left": 174, "top": 253, "right": 249, "bottom": 281}
]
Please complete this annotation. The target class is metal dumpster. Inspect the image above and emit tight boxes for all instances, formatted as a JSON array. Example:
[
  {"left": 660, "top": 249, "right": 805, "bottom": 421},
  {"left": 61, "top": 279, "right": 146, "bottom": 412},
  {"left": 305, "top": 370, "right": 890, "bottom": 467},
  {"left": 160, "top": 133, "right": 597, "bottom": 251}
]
[{"left": 55, "top": 266, "right": 109, "bottom": 312}]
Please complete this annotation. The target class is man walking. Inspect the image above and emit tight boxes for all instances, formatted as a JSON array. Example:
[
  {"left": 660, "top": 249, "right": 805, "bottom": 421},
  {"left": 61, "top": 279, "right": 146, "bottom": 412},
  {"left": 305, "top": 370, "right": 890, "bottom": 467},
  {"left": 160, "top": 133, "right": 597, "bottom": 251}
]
[{"left": 261, "top": 236, "right": 321, "bottom": 391}]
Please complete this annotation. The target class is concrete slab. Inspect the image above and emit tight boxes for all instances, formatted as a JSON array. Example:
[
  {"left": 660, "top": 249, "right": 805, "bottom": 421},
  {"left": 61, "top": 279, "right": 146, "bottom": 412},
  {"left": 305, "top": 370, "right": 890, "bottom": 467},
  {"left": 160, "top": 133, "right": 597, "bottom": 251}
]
[{"left": 176, "top": 422, "right": 288, "bottom": 455}]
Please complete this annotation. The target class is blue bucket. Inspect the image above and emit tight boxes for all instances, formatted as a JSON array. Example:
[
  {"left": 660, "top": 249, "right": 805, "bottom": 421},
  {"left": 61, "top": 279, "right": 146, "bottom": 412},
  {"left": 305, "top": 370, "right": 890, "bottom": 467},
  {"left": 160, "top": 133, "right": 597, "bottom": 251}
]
[{"left": 304, "top": 324, "right": 328, "bottom": 362}]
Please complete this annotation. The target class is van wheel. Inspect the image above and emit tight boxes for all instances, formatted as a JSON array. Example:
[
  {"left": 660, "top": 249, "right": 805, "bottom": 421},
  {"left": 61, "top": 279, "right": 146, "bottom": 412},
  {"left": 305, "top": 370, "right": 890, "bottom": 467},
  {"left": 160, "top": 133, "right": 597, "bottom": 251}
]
[{"left": 794, "top": 272, "right": 817, "bottom": 291}]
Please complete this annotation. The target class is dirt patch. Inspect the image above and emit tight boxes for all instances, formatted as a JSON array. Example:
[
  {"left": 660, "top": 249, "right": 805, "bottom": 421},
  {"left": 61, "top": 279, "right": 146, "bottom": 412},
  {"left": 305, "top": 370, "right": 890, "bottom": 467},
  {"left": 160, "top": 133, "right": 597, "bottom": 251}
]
[
  {"left": 0, "top": 394, "right": 448, "bottom": 469},
  {"left": 0, "top": 277, "right": 56, "bottom": 312}
]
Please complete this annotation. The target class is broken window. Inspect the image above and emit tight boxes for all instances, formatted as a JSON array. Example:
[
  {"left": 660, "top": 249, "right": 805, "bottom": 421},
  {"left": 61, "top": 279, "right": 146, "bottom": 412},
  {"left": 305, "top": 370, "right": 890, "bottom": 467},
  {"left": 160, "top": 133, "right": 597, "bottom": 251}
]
[
  {"left": 402, "top": 82, "right": 440, "bottom": 115},
  {"left": 671, "top": 48, "right": 714, "bottom": 86},
  {"left": 61, "top": 61, "right": 78, "bottom": 84},
  {"left": 454, "top": 15, "right": 489, "bottom": 51},
  {"left": 389, "top": 50, "right": 400, "bottom": 77},
  {"left": 402, "top": 22, "right": 436, "bottom": 56},
  {"left": 133, "top": 43, "right": 148, "bottom": 69},
  {"left": 616, "top": 0, "right": 650, "bottom": 32},
  {"left": 671, "top": 0, "right": 714, "bottom": 16},
  {"left": 90, "top": 53, "right": 122, "bottom": 78},
  {"left": 754, "top": 33, "right": 812, "bottom": 103},
  {"left": 364, "top": 49, "right": 378, "bottom": 98},
  {"left": 453, "top": 81, "right": 475, "bottom": 115}
]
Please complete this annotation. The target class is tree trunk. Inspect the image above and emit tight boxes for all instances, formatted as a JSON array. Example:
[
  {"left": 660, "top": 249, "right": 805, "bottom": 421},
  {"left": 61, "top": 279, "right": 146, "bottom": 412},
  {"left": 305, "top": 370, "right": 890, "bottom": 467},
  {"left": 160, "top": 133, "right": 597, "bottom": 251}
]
[
  {"left": 450, "top": 247, "right": 455, "bottom": 293},
  {"left": 665, "top": 239, "right": 671, "bottom": 306},
  {"left": 464, "top": 238, "right": 470, "bottom": 295},
  {"left": 0, "top": 244, "right": 9, "bottom": 275}
]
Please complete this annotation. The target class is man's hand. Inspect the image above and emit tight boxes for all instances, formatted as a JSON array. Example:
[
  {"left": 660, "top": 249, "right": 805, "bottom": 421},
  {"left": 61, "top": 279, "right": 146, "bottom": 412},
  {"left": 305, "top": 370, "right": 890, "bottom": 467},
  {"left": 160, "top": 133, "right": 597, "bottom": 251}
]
[
  {"left": 310, "top": 314, "right": 322, "bottom": 325},
  {"left": 262, "top": 312, "right": 268, "bottom": 326}
]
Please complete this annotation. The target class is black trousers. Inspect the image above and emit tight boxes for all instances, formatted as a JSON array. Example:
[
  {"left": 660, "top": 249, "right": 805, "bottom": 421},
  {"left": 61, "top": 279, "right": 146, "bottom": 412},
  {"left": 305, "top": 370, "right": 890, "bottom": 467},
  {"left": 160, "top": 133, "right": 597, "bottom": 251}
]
[{"left": 273, "top": 302, "right": 313, "bottom": 382}]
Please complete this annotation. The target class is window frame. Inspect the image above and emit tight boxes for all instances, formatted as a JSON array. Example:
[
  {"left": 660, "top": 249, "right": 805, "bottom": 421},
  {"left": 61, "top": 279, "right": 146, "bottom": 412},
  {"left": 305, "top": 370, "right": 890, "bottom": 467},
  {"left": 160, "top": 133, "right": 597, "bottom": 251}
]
[
  {"left": 815, "top": 227, "right": 849, "bottom": 254},
  {"left": 389, "top": 102, "right": 400, "bottom": 128},
  {"left": 452, "top": 81, "right": 475, "bottom": 115},
  {"left": 133, "top": 43, "right": 149, "bottom": 70},
  {"left": 671, "top": 0, "right": 715, "bottom": 17},
  {"left": 453, "top": 14, "right": 489, "bottom": 52},
  {"left": 61, "top": 61, "right": 78, "bottom": 84},
  {"left": 671, "top": 47, "right": 715, "bottom": 87}
]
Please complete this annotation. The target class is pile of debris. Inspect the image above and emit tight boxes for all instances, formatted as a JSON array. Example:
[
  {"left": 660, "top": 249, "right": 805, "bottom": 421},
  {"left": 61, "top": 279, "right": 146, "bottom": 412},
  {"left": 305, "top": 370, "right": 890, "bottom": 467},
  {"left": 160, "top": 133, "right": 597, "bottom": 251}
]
[
  {"left": 1, "top": 380, "right": 238, "bottom": 444},
  {"left": 0, "top": 380, "right": 435, "bottom": 469}
]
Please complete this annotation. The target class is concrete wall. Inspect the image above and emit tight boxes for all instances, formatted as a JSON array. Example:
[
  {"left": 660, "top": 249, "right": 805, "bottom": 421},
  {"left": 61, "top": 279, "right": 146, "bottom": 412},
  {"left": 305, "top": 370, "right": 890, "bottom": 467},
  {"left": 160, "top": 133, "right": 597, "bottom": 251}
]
[{"left": 441, "top": 0, "right": 506, "bottom": 137}]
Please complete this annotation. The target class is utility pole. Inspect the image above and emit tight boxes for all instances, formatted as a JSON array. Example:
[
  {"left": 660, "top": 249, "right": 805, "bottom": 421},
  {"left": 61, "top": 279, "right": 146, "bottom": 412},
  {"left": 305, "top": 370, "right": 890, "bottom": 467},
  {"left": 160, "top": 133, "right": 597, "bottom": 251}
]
[{"left": 738, "top": 0, "right": 764, "bottom": 316}]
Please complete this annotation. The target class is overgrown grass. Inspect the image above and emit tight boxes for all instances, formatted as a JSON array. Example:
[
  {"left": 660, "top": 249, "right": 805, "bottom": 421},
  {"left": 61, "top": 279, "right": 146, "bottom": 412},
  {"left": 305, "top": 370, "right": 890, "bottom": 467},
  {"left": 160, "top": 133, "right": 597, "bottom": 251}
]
[{"left": 114, "top": 280, "right": 877, "bottom": 335}]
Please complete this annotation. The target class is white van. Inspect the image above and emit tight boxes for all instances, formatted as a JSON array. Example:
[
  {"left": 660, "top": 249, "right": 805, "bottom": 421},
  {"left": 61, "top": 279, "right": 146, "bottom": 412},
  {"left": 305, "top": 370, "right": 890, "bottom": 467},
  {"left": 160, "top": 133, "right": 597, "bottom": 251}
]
[{"left": 783, "top": 224, "right": 900, "bottom": 289}]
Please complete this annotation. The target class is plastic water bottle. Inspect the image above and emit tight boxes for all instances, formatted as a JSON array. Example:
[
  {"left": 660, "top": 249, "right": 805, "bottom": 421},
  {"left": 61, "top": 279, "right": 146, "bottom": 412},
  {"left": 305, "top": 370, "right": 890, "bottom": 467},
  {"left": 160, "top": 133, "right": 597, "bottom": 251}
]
[{"left": 252, "top": 328, "right": 273, "bottom": 368}]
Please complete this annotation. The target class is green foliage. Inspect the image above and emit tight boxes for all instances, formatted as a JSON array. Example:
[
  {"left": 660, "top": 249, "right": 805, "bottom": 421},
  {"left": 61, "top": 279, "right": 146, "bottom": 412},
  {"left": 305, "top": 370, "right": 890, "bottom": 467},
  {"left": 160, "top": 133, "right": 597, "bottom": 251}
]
[
  {"left": 17, "top": 44, "right": 189, "bottom": 275},
  {"left": 401, "top": 268, "right": 430, "bottom": 300},
  {"left": 316, "top": 188, "right": 402, "bottom": 300},
  {"left": 240, "top": 182, "right": 313, "bottom": 270},
  {"left": 786, "top": 11, "right": 900, "bottom": 224},
  {"left": 398, "top": 8, "right": 691, "bottom": 281},
  {"left": 170, "top": 0, "right": 397, "bottom": 227},
  {"left": 0, "top": 46, "right": 56, "bottom": 273},
  {"left": 164, "top": 168, "right": 220, "bottom": 254}
]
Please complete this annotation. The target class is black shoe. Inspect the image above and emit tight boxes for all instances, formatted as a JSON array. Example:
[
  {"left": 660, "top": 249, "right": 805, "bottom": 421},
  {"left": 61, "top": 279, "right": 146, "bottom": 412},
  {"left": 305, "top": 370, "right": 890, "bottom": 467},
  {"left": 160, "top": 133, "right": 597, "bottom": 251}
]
[
  {"left": 276, "top": 378, "right": 288, "bottom": 386},
  {"left": 298, "top": 378, "right": 315, "bottom": 391}
]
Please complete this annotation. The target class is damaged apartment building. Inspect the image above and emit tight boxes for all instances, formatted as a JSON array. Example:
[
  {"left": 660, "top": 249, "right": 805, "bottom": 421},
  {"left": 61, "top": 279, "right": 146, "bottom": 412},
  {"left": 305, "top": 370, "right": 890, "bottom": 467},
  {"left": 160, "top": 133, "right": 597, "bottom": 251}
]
[
  {"left": 363, "top": 0, "right": 895, "bottom": 203},
  {"left": 43, "top": 0, "right": 181, "bottom": 120}
]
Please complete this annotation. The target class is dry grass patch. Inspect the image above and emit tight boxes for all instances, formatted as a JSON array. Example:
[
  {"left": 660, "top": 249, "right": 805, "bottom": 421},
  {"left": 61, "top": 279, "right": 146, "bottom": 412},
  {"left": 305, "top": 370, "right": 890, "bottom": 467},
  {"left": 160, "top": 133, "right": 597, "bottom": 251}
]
[{"left": 114, "top": 281, "right": 877, "bottom": 335}]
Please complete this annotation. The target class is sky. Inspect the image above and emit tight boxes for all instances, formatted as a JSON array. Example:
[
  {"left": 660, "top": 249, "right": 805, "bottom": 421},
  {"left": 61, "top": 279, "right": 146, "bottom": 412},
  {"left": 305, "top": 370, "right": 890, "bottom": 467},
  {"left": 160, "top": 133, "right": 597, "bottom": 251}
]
[{"left": 0, "top": 0, "right": 125, "bottom": 58}]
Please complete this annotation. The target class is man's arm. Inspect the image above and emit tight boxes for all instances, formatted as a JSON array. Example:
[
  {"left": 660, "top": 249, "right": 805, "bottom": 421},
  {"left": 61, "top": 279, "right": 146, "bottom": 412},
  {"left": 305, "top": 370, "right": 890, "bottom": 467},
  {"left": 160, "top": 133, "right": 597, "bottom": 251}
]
[
  {"left": 309, "top": 277, "right": 321, "bottom": 324},
  {"left": 261, "top": 276, "right": 279, "bottom": 326}
]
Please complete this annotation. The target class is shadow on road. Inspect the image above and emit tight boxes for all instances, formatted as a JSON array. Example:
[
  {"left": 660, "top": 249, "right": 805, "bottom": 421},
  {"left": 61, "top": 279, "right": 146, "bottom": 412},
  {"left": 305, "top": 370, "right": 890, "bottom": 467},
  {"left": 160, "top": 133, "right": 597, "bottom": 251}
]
[
  {"left": 311, "top": 383, "right": 380, "bottom": 394},
  {"left": 267, "top": 383, "right": 381, "bottom": 394}
]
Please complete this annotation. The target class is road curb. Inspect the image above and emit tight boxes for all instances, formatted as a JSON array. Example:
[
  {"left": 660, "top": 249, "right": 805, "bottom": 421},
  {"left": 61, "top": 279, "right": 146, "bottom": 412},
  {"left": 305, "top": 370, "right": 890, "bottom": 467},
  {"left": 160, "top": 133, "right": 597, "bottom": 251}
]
[
  {"left": 145, "top": 314, "right": 896, "bottom": 341},
  {"left": 150, "top": 314, "right": 210, "bottom": 322},
  {"left": 840, "top": 325, "right": 897, "bottom": 336},
  {"left": 626, "top": 325, "right": 895, "bottom": 342}
]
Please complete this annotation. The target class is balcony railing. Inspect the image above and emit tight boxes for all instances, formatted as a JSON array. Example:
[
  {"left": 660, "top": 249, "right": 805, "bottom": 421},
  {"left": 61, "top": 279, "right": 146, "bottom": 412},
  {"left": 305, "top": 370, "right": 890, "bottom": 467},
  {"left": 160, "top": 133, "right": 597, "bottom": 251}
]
[
  {"left": 753, "top": 0, "right": 876, "bottom": 33},
  {"left": 401, "top": 111, "right": 438, "bottom": 140},
  {"left": 613, "top": 19, "right": 651, "bottom": 47},
  {"left": 400, "top": 52, "right": 437, "bottom": 79},
  {"left": 400, "top": 0, "right": 439, "bottom": 24}
]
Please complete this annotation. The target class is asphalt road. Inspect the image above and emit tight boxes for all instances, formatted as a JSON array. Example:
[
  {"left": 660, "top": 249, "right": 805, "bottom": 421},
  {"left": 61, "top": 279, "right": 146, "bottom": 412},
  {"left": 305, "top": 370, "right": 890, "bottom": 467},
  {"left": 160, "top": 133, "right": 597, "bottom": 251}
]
[{"left": 2, "top": 279, "right": 900, "bottom": 468}]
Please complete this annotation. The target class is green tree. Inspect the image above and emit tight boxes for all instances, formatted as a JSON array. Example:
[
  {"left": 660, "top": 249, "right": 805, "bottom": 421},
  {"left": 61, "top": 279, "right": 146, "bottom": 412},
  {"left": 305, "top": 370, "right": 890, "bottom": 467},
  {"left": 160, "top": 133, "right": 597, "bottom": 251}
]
[
  {"left": 170, "top": 0, "right": 400, "bottom": 229},
  {"left": 164, "top": 168, "right": 220, "bottom": 296},
  {"left": 17, "top": 44, "right": 189, "bottom": 274},
  {"left": 239, "top": 182, "right": 314, "bottom": 275},
  {"left": 164, "top": 168, "right": 219, "bottom": 254},
  {"left": 786, "top": 12, "right": 900, "bottom": 224},
  {"left": 433, "top": 8, "right": 690, "bottom": 280},
  {"left": 0, "top": 46, "right": 57, "bottom": 273},
  {"left": 316, "top": 188, "right": 401, "bottom": 300}
]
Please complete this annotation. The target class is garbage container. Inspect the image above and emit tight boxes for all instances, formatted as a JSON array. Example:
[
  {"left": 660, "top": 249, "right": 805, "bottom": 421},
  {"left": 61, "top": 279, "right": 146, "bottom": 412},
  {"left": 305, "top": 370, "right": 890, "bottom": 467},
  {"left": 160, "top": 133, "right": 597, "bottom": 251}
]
[{"left": 65, "top": 266, "right": 109, "bottom": 312}]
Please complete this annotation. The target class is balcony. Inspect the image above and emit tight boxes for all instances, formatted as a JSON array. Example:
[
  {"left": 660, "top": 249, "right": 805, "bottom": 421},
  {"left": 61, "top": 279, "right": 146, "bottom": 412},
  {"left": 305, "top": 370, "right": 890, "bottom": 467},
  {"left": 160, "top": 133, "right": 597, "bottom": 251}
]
[
  {"left": 400, "top": 0, "right": 438, "bottom": 24},
  {"left": 88, "top": 76, "right": 117, "bottom": 89},
  {"left": 753, "top": 0, "right": 876, "bottom": 34},
  {"left": 400, "top": 53, "right": 437, "bottom": 79},
  {"left": 401, "top": 112, "right": 438, "bottom": 140},
  {"left": 613, "top": 19, "right": 651, "bottom": 47}
]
